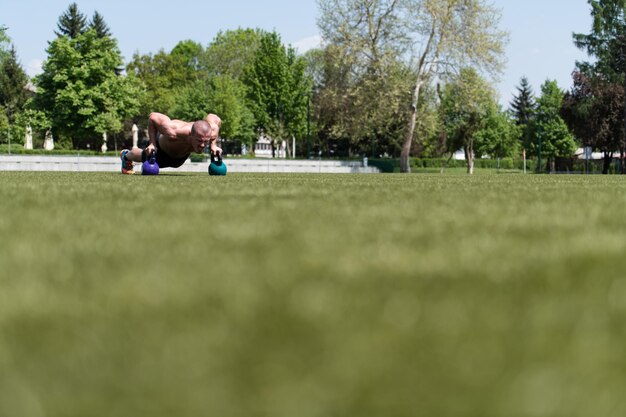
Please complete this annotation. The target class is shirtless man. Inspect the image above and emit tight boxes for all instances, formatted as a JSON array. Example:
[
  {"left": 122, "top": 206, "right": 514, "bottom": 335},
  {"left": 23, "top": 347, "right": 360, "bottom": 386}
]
[{"left": 120, "top": 112, "right": 222, "bottom": 174}]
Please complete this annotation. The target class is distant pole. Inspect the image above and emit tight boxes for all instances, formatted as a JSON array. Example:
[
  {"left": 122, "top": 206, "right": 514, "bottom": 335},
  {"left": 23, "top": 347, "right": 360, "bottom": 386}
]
[
  {"left": 537, "top": 132, "right": 542, "bottom": 173},
  {"left": 7, "top": 125, "right": 10, "bottom": 155},
  {"left": 307, "top": 93, "right": 311, "bottom": 158}
]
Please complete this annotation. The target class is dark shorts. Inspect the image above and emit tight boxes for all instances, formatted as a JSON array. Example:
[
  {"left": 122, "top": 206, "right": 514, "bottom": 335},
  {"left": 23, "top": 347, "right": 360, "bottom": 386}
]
[{"left": 142, "top": 134, "right": 190, "bottom": 168}]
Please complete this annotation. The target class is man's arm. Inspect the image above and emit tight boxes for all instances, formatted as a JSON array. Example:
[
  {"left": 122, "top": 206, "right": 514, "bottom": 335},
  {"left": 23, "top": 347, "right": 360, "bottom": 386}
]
[
  {"left": 205, "top": 113, "right": 222, "bottom": 155},
  {"left": 148, "top": 112, "right": 177, "bottom": 143}
]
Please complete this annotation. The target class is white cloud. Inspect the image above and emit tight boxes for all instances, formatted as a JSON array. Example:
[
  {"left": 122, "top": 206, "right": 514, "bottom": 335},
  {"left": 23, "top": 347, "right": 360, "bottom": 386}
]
[
  {"left": 26, "top": 59, "right": 43, "bottom": 77},
  {"left": 293, "top": 35, "right": 322, "bottom": 54}
]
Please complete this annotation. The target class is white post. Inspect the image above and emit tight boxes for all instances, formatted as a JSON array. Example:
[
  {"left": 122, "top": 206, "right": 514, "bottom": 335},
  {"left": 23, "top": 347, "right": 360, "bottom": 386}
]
[
  {"left": 101, "top": 132, "right": 108, "bottom": 153},
  {"left": 24, "top": 125, "right": 33, "bottom": 150},
  {"left": 43, "top": 130, "right": 55, "bottom": 150},
  {"left": 292, "top": 136, "right": 296, "bottom": 159},
  {"left": 132, "top": 124, "right": 139, "bottom": 148}
]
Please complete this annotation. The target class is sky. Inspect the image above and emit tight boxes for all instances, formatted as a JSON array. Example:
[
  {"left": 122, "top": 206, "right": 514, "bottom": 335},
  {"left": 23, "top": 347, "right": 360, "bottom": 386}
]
[{"left": 1, "top": 0, "right": 594, "bottom": 106}]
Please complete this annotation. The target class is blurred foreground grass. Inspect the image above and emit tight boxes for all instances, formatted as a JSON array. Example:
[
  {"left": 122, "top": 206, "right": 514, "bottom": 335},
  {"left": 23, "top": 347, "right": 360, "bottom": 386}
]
[{"left": 1, "top": 172, "right": 626, "bottom": 417}]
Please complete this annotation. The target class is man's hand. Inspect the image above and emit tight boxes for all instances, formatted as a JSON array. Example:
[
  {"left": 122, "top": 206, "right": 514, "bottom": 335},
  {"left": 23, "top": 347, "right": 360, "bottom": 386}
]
[
  {"left": 210, "top": 143, "right": 222, "bottom": 156},
  {"left": 145, "top": 143, "right": 157, "bottom": 157}
]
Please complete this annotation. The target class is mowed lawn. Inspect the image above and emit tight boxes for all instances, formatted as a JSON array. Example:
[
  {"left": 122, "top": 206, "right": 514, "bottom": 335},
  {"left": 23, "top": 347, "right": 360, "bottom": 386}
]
[{"left": 1, "top": 171, "right": 626, "bottom": 417}]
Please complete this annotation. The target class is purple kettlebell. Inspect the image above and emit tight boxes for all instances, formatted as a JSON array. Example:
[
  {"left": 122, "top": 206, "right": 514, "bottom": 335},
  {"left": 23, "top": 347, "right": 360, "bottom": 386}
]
[{"left": 142, "top": 150, "right": 159, "bottom": 175}]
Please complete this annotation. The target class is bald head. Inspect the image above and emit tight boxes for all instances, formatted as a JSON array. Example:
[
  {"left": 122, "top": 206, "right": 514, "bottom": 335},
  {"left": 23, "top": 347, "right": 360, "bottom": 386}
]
[{"left": 191, "top": 120, "right": 211, "bottom": 137}]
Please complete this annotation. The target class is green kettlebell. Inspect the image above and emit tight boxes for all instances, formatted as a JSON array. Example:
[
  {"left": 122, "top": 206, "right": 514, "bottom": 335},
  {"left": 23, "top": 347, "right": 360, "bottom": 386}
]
[{"left": 209, "top": 153, "right": 227, "bottom": 176}]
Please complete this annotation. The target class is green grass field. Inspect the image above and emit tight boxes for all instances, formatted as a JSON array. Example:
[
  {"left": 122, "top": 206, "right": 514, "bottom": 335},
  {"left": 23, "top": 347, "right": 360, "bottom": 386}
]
[{"left": 1, "top": 171, "right": 626, "bottom": 417}]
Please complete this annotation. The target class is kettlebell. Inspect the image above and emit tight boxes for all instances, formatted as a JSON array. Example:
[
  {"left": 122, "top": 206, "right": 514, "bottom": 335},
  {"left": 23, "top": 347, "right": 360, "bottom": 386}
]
[
  {"left": 142, "top": 150, "right": 159, "bottom": 175},
  {"left": 208, "top": 152, "right": 227, "bottom": 176}
]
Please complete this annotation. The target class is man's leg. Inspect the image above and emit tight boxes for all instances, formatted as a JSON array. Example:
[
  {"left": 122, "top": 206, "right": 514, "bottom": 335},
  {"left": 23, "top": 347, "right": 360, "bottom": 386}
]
[{"left": 120, "top": 148, "right": 144, "bottom": 174}]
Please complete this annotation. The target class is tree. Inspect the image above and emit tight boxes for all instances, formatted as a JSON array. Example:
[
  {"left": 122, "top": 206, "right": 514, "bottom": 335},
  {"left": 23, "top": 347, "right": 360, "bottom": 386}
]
[
  {"left": 562, "top": 71, "right": 624, "bottom": 173},
  {"left": 202, "top": 29, "right": 263, "bottom": 79},
  {"left": 33, "top": 29, "right": 143, "bottom": 147},
  {"left": 317, "top": 0, "right": 508, "bottom": 172},
  {"left": 170, "top": 75, "right": 256, "bottom": 144},
  {"left": 55, "top": 3, "right": 87, "bottom": 39},
  {"left": 126, "top": 41, "right": 204, "bottom": 119},
  {"left": 127, "top": 49, "right": 176, "bottom": 116},
  {"left": 244, "top": 31, "right": 311, "bottom": 155},
  {"left": 531, "top": 80, "right": 577, "bottom": 173},
  {"left": 0, "top": 46, "right": 30, "bottom": 121},
  {"left": 0, "top": 25, "right": 10, "bottom": 61},
  {"left": 439, "top": 68, "right": 496, "bottom": 174},
  {"left": 510, "top": 76, "right": 537, "bottom": 155},
  {"left": 169, "top": 40, "right": 204, "bottom": 85},
  {"left": 312, "top": 42, "right": 416, "bottom": 157},
  {"left": 474, "top": 107, "right": 521, "bottom": 162},
  {"left": 89, "top": 11, "right": 111, "bottom": 38},
  {"left": 573, "top": 0, "right": 626, "bottom": 157}
]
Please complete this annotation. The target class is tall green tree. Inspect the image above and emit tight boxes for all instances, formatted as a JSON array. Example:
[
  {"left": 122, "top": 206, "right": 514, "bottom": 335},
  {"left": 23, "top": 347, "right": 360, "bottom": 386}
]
[
  {"left": 127, "top": 50, "right": 175, "bottom": 116},
  {"left": 439, "top": 68, "right": 497, "bottom": 174},
  {"left": 89, "top": 11, "right": 111, "bottom": 38},
  {"left": 307, "top": 36, "right": 414, "bottom": 157},
  {"left": 127, "top": 41, "right": 204, "bottom": 118},
  {"left": 202, "top": 28, "right": 263, "bottom": 79},
  {"left": 0, "top": 46, "right": 30, "bottom": 121},
  {"left": 169, "top": 40, "right": 204, "bottom": 85},
  {"left": 0, "top": 25, "right": 10, "bottom": 61},
  {"left": 510, "top": 76, "right": 537, "bottom": 154},
  {"left": 55, "top": 3, "right": 87, "bottom": 39},
  {"left": 531, "top": 80, "right": 577, "bottom": 173},
  {"left": 33, "top": 29, "right": 143, "bottom": 147},
  {"left": 244, "top": 31, "right": 311, "bottom": 154},
  {"left": 562, "top": 71, "right": 624, "bottom": 173},
  {"left": 573, "top": 0, "right": 626, "bottom": 152},
  {"left": 475, "top": 107, "right": 521, "bottom": 161},
  {"left": 170, "top": 75, "right": 256, "bottom": 143},
  {"left": 318, "top": 0, "right": 508, "bottom": 171}
]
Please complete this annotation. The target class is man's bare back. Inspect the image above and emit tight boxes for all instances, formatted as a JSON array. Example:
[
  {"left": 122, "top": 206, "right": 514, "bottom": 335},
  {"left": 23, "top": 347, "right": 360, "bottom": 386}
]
[{"left": 155, "top": 118, "right": 196, "bottom": 159}]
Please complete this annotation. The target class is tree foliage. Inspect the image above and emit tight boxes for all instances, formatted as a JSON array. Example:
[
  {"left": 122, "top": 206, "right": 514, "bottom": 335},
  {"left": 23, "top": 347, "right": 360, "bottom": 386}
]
[
  {"left": 574, "top": 0, "right": 626, "bottom": 159},
  {"left": 33, "top": 29, "right": 143, "bottom": 147},
  {"left": 531, "top": 80, "right": 577, "bottom": 172},
  {"left": 89, "top": 11, "right": 111, "bottom": 38},
  {"left": 510, "top": 76, "right": 536, "bottom": 151},
  {"left": 55, "top": 2, "right": 87, "bottom": 39},
  {"left": 317, "top": 0, "right": 508, "bottom": 171},
  {"left": 475, "top": 108, "right": 521, "bottom": 160},
  {"left": 0, "top": 25, "right": 10, "bottom": 61},
  {"left": 170, "top": 75, "right": 256, "bottom": 143},
  {"left": 202, "top": 29, "right": 263, "bottom": 79},
  {"left": 573, "top": 0, "right": 626, "bottom": 80},
  {"left": 439, "top": 67, "right": 497, "bottom": 174},
  {"left": 244, "top": 31, "right": 311, "bottom": 145},
  {"left": 127, "top": 41, "right": 204, "bottom": 119},
  {"left": 313, "top": 43, "right": 414, "bottom": 157},
  {"left": 0, "top": 46, "right": 29, "bottom": 120},
  {"left": 562, "top": 71, "right": 624, "bottom": 173}
]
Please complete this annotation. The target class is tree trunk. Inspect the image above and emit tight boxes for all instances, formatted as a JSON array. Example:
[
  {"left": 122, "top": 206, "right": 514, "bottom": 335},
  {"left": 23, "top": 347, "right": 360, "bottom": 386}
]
[
  {"left": 400, "top": 81, "right": 423, "bottom": 173},
  {"left": 622, "top": 74, "right": 626, "bottom": 174},
  {"left": 465, "top": 141, "right": 474, "bottom": 175},
  {"left": 602, "top": 152, "right": 613, "bottom": 174}
]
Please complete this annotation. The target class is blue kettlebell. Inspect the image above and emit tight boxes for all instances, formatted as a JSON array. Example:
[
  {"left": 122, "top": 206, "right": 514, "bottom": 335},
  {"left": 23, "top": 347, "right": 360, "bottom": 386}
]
[
  {"left": 209, "top": 152, "right": 227, "bottom": 176},
  {"left": 142, "top": 150, "right": 159, "bottom": 175}
]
